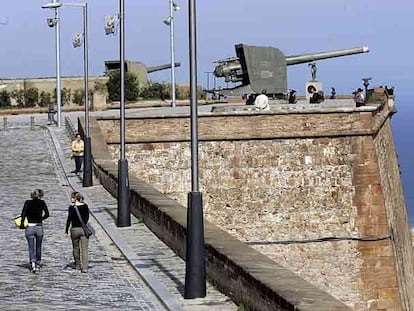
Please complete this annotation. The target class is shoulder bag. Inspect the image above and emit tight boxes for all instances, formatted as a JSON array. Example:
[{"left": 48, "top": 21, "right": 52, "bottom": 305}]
[
  {"left": 73, "top": 205, "right": 95, "bottom": 238},
  {"left": 14, "top": 216, "right": 28, "bottom": 229}
]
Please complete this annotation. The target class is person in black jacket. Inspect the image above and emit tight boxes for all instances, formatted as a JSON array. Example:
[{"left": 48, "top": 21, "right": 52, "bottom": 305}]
[
  {"left": 20, "top": 189, "right": 50, "bottom": 273},
  {"left": 65, "top": 192, "right": 90, "bottom": 273}
]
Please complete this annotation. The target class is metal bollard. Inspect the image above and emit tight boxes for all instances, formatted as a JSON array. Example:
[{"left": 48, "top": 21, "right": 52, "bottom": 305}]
[
  {"left": 3, "top": 117, "right": 7, "bottom": 131},
  {"left": 30, "top": 116, "right": 35, "bottom": 130}
]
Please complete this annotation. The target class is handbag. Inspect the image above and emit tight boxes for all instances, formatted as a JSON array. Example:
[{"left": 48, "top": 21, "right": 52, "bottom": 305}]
[
  {"left": 14, "top": 216, "right": 28, "bottom": 229},
  {"left": 73, "top": 205, "right": 94, "bottom": 238}
]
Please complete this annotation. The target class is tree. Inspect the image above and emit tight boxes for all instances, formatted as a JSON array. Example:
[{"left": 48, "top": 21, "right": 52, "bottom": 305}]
[
  {"left": 73, "top": 89, "right": 84, "bottom": 106},
  {"left": 139, "top": 81, "right": 167, "bottom": 100},
  {"left": 11, "top": 89, "right": 25, "bottom": 107},
  {"left": 39, "top": 91, "right": 52, "bottom": 108},
  {"left": 106, "top": 70, "right": 139, "bottom": 102},
  {"left": 24, "top": 88, "right": 39, "bottom": 108},
  {"left": 0, "top": 90, "right": 11, "bottom": 108}
]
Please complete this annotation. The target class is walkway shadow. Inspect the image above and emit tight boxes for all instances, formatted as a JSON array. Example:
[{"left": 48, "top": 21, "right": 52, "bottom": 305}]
[{"left": 142, "top": 258, "right": 185, "bottom": 296}]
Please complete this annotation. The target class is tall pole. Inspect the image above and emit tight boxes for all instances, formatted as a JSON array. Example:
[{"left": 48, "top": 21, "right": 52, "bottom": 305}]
[
  {"left": 204, "top": 71, "right": 210, "bottom": 100},
  {"left": 117, "top": 0, "right": 131, "bottom": 227},
  {"left": 169, "top": 0, "right": 176, "bottom": 108},
  {"left": 53, "top": 0, "right": 62, "bottom": 127},
  {"left": 204, "top": 72, "right": 210, "bottom": 91},
  {"left": 82, "top": 3, "right": 92, "bottom": 187},
  {"left": 184, "top": 0, "right": 206, "bottom": 299}
]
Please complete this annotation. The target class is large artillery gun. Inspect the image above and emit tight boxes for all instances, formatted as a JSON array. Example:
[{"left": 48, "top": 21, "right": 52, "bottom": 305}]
[
  {"left": 212, "top": 44, "right": 369, "bottom": 99},
  {"left": 104, "top": 60, "right": 181, "bottom": 86}
]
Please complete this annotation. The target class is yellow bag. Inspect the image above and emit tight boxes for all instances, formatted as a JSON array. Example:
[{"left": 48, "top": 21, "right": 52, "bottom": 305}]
[{"left": 14, "top": 216, "right": 28, "bottom": 229}]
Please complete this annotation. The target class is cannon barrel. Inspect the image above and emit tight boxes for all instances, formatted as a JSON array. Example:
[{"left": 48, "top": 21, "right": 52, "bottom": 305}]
[
  {"left": 286, "top": 46, "right": 369, "bottom": 66},
  {"left": 147, "top": 62, "right": 181, "bottom": 73}
]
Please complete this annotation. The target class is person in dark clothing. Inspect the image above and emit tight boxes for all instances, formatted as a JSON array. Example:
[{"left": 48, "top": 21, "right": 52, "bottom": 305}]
[
  {"left": 65, "top": 192, "right": 90, "bottom": 273},
  {"left": 20, "top": 189, "right": 50, "bottom": 273}
]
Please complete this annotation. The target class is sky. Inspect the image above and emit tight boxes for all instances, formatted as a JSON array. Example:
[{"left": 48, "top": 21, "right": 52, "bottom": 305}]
[
  {"left": 1, "top": 0, "right": 413, "bottom": 219},
  {"left": 0, "top": 0, "right": 412, "bottom": 99}
]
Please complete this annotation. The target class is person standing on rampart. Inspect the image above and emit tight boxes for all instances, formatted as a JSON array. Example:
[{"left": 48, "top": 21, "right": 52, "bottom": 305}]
[
  {"left": 71, "top": 133, "right": 84, "bottom": 175},
  {"left": 353, "top": 88, "right": 365, "bottom": 107}
]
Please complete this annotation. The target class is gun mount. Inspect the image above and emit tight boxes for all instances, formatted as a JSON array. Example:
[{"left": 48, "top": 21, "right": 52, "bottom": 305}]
[{"left": 212, "top": 44, "right": 369, "bottom": 97}]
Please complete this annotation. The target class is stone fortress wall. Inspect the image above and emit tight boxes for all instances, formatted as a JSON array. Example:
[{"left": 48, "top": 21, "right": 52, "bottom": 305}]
[{"left": 95, "top": 95, "right": 414, "bottom": 310}]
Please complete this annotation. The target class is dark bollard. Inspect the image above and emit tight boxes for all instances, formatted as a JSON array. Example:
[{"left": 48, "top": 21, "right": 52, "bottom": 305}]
[
  {"left": 30, "top": 116, "right": 35, "bottom": 130},
  {"left": 184, "top": 191, "right": 206, "bottom": 298},
  {"left": 3, "top": 117, "right": 7, "bottom": 131},
  {"left": 82, "top": 136, "right": 93, "bottom": 187},
  {"left": 117, "top": 159, "right": 131, "bottom": 227}
]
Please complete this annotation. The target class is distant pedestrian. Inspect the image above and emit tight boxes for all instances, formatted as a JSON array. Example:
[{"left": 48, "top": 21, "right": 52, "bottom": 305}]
[
  {"left": 288, "top": 89, "right": 297, "bottom": 104},
  {"left": 254, "top": 90, "right": 270, "bottom": 111},
  {"left": 353, "top": 88, "right": 365, "bottom": 107},
  {"left": 65, "top": 192, "right": 90, "bottom": 273},
  {"left": 71, "top": 133, "right": 84, "bottom": 175},
  {"left": 20, "top": 189, "right": 50, "bottom": 273},
  {"left": 48, "top": 103, "right": 55, "bottom": 125}
]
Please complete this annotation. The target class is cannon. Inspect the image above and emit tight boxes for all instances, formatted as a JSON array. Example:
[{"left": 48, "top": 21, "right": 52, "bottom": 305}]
[
  {"left": 104, "top": 60, "right": 181, "bottom": 86},
  {"left": 212, "top": 44, "right": 369, "bottom": 98}
]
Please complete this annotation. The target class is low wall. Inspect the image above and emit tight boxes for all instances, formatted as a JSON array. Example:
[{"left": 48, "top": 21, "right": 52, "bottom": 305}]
[
  {"left": 78, "top": 96, "right": 413, "bottom": 310},
  {"left": 79, "top": 117, "right": 350, "bottom": 311}
]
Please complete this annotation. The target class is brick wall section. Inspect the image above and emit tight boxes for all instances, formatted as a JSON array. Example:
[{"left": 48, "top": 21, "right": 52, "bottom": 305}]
[
  {"left": 85, "top": 99, "right": 413, "bottom": 310},
  {"left": 373, "top": 119, "right": 414, "bottom": 309},
  {"left": 83, "top": 118, "right": 350, "bottom": 311},
  {"left": 351, "top": 135, "right": 402, "bottom": 310},
  {"left": 108, "top": 137, "right": 365, "bottom": 307}
]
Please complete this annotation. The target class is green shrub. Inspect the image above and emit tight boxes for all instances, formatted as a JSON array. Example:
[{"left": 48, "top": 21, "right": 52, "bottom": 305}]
[
  {"left": 0, "top": 90, "right": 11, "bottom": 108},
  {"left": 53, "top": 88, "right": 72, "bottom": 106},
  {"left": 11, "top": 89, "right": 25, "bottom": 107},
  {"left": 24, "top": 88, "right": 39, "bottom": 108},
  {"left": 73, "top": 89, "right": 84, "bottom": 105},
  {"left": 39, "top": 91, "right": 52, "bottom": 107},
  {"left": 178, "top": 85, "right": 206, "bottom": 100},
  {"left": 94, "top": 81, "right": 107, "bottom": 94},
  {"left": 139, "top": 80, "right": 170, "bottom": 100},
  {"left": 106, "top": 70, "right": 139, "bottom": 102}
]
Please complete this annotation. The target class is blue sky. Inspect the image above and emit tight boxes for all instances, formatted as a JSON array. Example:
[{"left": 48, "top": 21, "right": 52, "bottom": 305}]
[
  {"left": 1, "top": 1, "right": 413, "bottom": 217},
  {"left": 0, "top": 0, "right": 412, "bottom": 100}
]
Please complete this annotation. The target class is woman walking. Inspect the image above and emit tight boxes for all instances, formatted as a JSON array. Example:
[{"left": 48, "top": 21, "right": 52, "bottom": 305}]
[
  {"left": 20, "top": 189, "right": 50, "bottom": 273},
  {"left": 65, "top": 192, "right": 90, "bottom": 273}
]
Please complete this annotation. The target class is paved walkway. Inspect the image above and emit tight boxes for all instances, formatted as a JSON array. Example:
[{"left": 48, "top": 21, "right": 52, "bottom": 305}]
[{"left": 0, "top": 113, "right": 237, "bottom": 311}]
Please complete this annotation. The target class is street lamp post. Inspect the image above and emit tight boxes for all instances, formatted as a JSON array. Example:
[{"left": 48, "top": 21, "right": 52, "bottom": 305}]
[
  {"left": 81, "top": 3, "right": 93, "bottom": 187},
  {"left": 184, "top": 0, "right": 206, "bottom": 299},
  {"left": 69, "top": 2, "right": 92, "bottom": 187},
  {"left": 42, "top": 0, "right": 62, "bottom": 127},
  {"left": 43, "top": 1, "right": 92, "bottom": 187},
  {"left": 118, "top": 0, "right": 131, "bottom": 227},
  {"left": 103, "top": 7, "right": 130, "bottom": 227},
  {"left": 164, "top": 1, "right": 179, "bottom": 108},
  {"left": 204, "top": 71, "right": 213, "bottom": 100}
]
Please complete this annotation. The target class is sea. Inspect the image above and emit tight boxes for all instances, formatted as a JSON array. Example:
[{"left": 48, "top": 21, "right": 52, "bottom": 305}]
[{"left": 391, "top": 99, "right": 413, "bottom": 226}]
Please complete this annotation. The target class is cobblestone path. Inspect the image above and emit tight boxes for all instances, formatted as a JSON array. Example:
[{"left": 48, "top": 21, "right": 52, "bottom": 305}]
[{"left": 0, "top": 122, "right": 165, "bottom": 310}]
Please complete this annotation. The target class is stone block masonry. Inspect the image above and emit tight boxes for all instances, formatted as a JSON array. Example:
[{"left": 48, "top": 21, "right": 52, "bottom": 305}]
[{"left": 89, "top": 98, "right": 413, "bottom": 310}]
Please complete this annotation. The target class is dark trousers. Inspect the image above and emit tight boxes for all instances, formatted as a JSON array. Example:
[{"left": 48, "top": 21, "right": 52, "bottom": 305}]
[
  {"left": 74, "top": 155, "right": 83, "bottom": 173},
  {"left": 48, "top": 112, "right": 55, "bottom": 124}
]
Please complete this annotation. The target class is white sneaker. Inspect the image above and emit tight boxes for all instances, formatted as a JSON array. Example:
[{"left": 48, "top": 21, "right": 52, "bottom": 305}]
[{"left": 31, "top": 262, "right": 37, "bottom": 273}]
